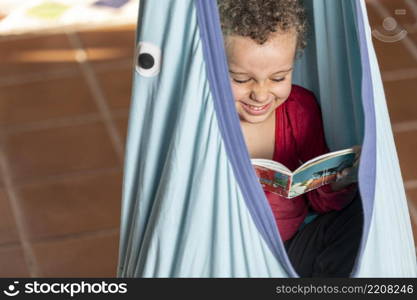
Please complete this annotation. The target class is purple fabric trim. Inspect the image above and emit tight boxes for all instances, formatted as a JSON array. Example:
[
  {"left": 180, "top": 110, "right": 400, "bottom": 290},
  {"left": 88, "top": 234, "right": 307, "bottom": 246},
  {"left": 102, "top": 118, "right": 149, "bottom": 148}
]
[
  {"left": 195, "top": 0, "right": 298, "bottom": 276},
  {"left": 350, "top": 0, "right": 377, "bottom": 276}
]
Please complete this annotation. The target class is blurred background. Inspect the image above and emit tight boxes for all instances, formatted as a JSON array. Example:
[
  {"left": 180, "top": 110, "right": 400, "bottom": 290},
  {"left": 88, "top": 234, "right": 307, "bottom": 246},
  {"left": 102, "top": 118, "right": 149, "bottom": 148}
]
[{"left": 0, "top": 0, "right": 416, "bottom": 277}]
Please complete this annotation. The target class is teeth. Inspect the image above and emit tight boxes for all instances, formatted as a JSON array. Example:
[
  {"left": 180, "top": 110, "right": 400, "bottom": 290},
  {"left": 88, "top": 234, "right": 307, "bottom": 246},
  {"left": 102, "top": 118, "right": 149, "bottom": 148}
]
[{"left": 247, "top": 103, "right": 268, "bottom": 111}]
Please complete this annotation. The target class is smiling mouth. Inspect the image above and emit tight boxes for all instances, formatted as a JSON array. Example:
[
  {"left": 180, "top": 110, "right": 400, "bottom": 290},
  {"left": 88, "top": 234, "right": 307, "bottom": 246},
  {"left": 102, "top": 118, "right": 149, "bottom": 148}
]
[{"left": 241, "top": 102, "right": 272, "bottom": 115}]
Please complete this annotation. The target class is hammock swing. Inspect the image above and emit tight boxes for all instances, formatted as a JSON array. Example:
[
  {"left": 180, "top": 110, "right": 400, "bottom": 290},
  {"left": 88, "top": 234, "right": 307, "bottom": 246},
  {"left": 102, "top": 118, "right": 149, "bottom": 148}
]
[{"left": 117, "top": 0, "right": 417, "bottom": 277}]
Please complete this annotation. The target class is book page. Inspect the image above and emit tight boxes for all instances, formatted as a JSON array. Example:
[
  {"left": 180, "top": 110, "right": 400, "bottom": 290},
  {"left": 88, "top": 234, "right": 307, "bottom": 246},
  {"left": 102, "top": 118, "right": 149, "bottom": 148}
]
[
  {"left": 294, "top": 148, "right": 355, "bottom": 173},
  {"left": 288, "top": 152, "right": 356, "bottom": 198},
  {"left": 251, "top": 158, "right": 292, "bottom": 175},
  {"left": 252, "top": 165, "right": 291, "bottom": 198}
]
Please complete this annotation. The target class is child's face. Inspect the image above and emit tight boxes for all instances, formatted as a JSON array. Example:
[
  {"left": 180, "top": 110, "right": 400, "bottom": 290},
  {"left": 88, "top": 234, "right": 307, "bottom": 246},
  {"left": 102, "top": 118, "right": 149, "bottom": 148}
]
[{"left": 226, "top": 31, "right": 297, "bottom": 125}]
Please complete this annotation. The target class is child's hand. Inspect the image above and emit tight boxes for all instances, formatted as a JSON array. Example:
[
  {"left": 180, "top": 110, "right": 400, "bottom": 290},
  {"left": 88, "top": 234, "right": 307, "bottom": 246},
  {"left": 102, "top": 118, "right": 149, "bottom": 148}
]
[{"left": 330, "top": 145, "right": 361, "bottom": 192}]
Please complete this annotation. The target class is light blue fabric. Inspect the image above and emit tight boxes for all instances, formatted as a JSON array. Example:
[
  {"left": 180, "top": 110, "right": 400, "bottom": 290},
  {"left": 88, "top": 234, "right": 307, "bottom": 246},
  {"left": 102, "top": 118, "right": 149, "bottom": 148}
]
[
  {"left": 118, "top": 0, "right": 289, "bottom": 277},
  {"left": 351, "top": 0, "right": 416, "bottom": 277},
  {"left": 117, "top": 0, "right": 417, "bottom": 277},
  {"left": 293, "top": 0, "right": 364, "bottom": 150}
]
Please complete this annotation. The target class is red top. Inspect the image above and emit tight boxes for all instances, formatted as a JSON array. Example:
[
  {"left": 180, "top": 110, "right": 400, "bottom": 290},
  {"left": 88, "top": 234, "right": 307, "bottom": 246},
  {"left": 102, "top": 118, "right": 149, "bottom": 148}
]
[{"left": 266, "top": 84, "right": 358, "bottom": 242}]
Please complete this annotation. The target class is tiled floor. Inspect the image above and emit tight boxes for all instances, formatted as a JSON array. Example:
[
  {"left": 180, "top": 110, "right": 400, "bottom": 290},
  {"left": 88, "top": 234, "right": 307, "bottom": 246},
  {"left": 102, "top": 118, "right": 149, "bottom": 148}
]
[
  {"left": 0, "top": 25, "right": 134, "bottom": 277},
  {"left": 0, "top": 2, "right": 416, "bottom": 277}
]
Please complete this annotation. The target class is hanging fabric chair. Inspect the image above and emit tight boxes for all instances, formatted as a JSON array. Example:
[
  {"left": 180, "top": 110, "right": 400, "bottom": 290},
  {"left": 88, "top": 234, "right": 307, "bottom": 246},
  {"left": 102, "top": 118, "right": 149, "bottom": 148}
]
[{"left": 117, "top": 0, "right": 417, "bottom": 277}]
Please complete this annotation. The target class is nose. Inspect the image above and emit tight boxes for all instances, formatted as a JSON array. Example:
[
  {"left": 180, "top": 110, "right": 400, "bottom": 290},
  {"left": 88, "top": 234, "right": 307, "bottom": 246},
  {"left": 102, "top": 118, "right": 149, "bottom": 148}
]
[{"left": 250, "top": 83, "right": 270, "bottom": 103}]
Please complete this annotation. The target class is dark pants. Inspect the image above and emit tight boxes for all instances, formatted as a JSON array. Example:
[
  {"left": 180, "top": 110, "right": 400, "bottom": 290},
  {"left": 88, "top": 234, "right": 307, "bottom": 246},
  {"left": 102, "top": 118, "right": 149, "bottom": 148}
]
[{"left": 284, "top": 191, "right": 364, "bottom": 277}]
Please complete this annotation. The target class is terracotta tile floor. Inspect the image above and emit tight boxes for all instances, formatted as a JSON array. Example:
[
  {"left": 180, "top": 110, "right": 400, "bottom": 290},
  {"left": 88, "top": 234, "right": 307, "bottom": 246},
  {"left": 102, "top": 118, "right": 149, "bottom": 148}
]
[
  {"left": 0, "top": 2, "right": 416, "bottom": 277},
  {"left": 0, "top": 25, "right": 134, "bottom": 277}
]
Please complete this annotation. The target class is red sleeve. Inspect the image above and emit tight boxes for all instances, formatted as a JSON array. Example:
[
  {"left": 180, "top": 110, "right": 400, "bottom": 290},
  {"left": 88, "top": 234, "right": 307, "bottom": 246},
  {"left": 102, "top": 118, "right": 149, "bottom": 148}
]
[{"left": 289, "top": 86, "right": 357, "bottom": 214}]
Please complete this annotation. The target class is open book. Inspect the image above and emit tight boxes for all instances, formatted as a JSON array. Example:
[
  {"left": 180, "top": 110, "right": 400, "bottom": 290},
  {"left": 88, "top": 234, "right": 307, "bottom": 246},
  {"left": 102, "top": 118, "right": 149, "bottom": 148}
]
[{"left": 252, "top": 147, "right": 357, "bottom": 199}]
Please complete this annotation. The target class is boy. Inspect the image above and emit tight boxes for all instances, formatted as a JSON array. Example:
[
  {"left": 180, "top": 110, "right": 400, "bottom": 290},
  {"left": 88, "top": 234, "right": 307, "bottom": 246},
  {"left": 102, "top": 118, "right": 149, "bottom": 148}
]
[{"left": 218, "top": 0, "right": 363, "bottom": 277}]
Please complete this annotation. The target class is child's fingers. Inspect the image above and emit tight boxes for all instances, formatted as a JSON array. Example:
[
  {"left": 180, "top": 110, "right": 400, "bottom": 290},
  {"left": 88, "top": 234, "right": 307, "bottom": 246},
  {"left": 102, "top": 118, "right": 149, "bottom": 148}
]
[
  {"left": 353, "top": 145, "right": 362, "bottom": 160},
  {"left": 350, "top": 147, "right": 361, "bottom": 168},
  {"left": 352, "top": 158, "right": 360, "bottom": 168},
  {"left": 341, "top": 168, "right": 350, "bottom": 178},
  {"left": 336, "top": 168, "right": 349, "bottom": 181},
  {"left": 337, "top": 166, "right": 358, "bottom": 183},
  {"left": 336, "top": 146, "right": 362, "bottom": 183}
]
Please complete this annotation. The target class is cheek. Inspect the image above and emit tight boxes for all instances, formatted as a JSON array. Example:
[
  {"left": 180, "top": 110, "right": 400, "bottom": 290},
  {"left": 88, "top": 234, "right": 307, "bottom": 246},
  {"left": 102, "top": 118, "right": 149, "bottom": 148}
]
[
  {"left": 231, "top": 83, "right": 248, "bottom": 101},
  {"left": 272, "top": 81, "right": 292, "bottom": 101}
]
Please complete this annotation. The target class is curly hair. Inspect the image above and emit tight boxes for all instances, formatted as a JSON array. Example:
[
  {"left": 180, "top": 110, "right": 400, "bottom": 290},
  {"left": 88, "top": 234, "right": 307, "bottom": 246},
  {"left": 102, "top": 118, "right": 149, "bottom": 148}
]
[{"left": 217, "top": 0, "right": 308, "bottom": 51}]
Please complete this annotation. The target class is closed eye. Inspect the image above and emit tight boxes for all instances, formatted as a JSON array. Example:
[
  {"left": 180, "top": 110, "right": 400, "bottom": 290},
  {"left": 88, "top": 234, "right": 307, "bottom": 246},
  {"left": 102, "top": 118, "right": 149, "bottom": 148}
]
[
  {"left": 272, "top": 78, "right": 285, "bottom": 82},
  {"left": 233, "top": 78, "right": 251, "bottom": 84}
]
